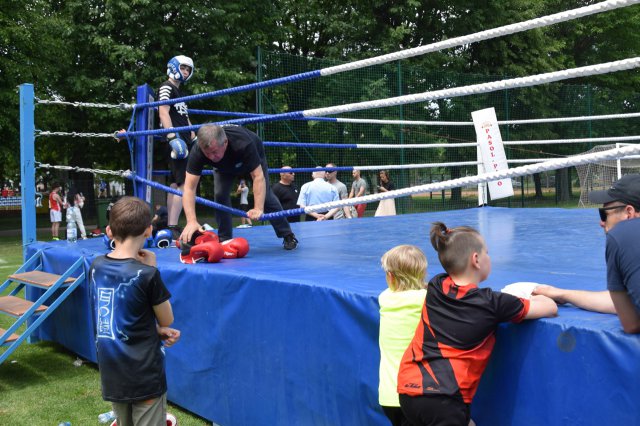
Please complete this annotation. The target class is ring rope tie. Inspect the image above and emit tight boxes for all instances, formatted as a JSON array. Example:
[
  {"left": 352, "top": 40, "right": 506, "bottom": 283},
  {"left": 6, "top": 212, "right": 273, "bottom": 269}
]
[{"left": 33, "top": 144, "right": 640, "bottom": 220}]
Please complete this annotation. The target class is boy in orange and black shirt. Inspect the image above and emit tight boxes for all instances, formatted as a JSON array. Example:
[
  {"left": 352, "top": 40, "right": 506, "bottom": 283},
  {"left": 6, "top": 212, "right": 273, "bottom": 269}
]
[{"left": 397, "top": 222, "right": 557, "bottom": 425}]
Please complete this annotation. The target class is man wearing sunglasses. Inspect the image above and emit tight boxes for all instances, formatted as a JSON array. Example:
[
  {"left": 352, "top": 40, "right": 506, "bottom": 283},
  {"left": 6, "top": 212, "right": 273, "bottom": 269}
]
[{"left": 534, "top": 174, "right": 640, "bottom": 334}]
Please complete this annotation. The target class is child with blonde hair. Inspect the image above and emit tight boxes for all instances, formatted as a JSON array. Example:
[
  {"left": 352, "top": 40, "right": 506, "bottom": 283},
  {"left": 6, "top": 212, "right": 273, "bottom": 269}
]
[
  {"left": 397, "top": 222, "right": 557, "bottom": 426},
  {"left": 378, "top": 245, "right": 428, "bottom": 426}
]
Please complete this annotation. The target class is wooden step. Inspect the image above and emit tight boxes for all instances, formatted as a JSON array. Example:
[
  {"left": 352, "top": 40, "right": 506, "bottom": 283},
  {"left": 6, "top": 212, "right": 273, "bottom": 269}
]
[
  {"left": 8, "top": 271, "right": 75, "bottom": 289},
  {"left": 0, "top": 296, "right": 47, "bottom": 317},
  {"left": 0, "top": 327, "right": 20, "bottom": 344}
]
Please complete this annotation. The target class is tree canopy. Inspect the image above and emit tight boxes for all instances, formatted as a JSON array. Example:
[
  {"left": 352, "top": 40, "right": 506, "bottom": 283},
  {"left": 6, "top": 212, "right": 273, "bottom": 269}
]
[{"left": 2, "top": 0, "right": 639, "bottom": 186}]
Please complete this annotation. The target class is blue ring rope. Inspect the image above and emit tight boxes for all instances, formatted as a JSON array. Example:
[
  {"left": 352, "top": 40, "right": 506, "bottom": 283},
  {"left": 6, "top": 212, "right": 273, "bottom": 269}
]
[
  {"left": 189, "top": 110, "right": 264, "bottom": 117},
  {"left": 188, "top": 109, "right": 338, "bottom": 123},
  {"left": 151, "top": 166, "right": 354, "bottom": 176},
  {"left": 135, "top": 70, "right": 322, "bottom": 110},
  {"left": 264, "top": 142, "right": 357, "bottom": 149},
  {"left": 129, "top": 174, "right": 245, "bottom": 216},
  {"left": 130, "top": 173, "right": 307, "bottom": 221},
  {"left": 117, "top": 110, "right": 307, "bottom": 138}
]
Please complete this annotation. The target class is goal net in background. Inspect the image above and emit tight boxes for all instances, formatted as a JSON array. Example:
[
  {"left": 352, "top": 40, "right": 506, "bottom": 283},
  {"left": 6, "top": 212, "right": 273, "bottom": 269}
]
[{"left": 576, "top": 143, "right": 640, "bottom": 207}]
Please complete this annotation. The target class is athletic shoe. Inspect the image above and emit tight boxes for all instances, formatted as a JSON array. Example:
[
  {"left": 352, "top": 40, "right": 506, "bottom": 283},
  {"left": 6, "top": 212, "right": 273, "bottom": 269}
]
[
  {"left": 283, "top": 233, "right": 298, "bottom": 250},
  {"left": 52, "top": 237, "right": 59, "bottom": 241},
  {"left": 110, "top": 412, "right": 177, "bottom": 426},
  {"left": 236, "top": 224, "right": 248, "bottom": 229}
]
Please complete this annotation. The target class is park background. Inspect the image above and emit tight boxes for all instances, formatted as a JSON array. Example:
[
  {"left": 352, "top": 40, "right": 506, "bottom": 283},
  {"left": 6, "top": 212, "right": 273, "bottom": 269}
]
[{"left": 2, "top": 1, "right": 640, "bottom": 424}]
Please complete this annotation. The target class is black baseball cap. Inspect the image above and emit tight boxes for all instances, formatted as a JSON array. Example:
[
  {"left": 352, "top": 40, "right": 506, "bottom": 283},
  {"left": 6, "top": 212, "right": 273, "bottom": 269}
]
[{"left": 589, "top": 174, "right": 640, "bottom": 207}]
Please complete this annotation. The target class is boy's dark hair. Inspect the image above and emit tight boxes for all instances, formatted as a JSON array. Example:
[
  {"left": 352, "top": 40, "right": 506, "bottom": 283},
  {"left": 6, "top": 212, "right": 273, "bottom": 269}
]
[
  {"left": 429, "top": 221, "right": 484, "bottom": 275},
  {"left": 108, "top": 196, "right": 152, "bottom": 240}
]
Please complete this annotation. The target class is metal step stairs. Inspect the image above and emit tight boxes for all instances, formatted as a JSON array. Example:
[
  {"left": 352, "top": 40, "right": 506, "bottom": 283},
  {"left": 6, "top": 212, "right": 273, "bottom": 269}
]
[{"left": 0, "top": 250, "right": 85, "bottom": 365}]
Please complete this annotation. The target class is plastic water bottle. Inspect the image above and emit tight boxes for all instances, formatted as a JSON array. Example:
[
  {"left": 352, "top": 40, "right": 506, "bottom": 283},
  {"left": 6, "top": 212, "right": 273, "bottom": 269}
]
[
  {"left": 98, "top": 410, "right": 116, "bottom": 423},
  {"left": 66, "top": 208, "right": 77, "bottom": 243}
]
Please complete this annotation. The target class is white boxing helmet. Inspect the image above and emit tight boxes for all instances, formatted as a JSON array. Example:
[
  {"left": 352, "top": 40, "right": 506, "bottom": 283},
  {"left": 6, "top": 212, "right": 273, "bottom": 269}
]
[{"left": 167, "top": 55, "right": 194, "bottom": 83}]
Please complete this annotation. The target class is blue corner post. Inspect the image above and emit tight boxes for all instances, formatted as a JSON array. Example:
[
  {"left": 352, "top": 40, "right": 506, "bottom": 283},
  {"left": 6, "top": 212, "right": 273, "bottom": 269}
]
[
  {"left": 134, "top": 84, "right": 155, "bottom": 203},
  {"left": 20, "top": 84, "right": 37, "bottom": 260}
]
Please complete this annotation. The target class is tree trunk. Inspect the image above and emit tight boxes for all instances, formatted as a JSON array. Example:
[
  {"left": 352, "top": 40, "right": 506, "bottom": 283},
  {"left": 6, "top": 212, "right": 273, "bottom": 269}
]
[
  {"left": 556, "top": 168, "right": 571, "bottom": 202},
  {"left": 533, "top": 173, "right": 543, "bottom": 199}
]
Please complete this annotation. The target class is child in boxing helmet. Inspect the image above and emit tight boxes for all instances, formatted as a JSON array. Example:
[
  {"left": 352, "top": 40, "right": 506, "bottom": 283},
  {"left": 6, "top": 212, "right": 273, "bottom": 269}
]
[{"left": 159, "top": 55, "right": 197, "bottom": 239}]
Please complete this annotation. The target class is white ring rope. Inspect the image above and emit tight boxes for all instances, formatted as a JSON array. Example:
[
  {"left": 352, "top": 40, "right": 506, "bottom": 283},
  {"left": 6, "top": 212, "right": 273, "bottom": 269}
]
[
  {"left": 36, "top": 131, "right": 117, "bottom": 138},
  {"left": 306, "top": 58, "right": 640, "bottom": 118},
  {"left": 356, "top": 143, "right": 478, "bottom": 148},
  {"left": 504, "top": 135, "right": 640, "bottom": 145},
  {"left": 35, "top": 162, "right": 129, "bottom": 178},
  {"left": 303, "top": 144, "right": 640, "bottom": 214},
  {"left": 353, "top": 135, "right": 640, "bottom": 148},
  {"left": 334, "top": 112, "right": 640, "bottom": 127},
  {"left": 36, "top": 146, "right": 640, "bottom": 216},
  {"left": 321, "top": 0, "right": 640, "bottom": 76},
  {"left": 36, "top": 99, "right": 133, "bottom": 110}
]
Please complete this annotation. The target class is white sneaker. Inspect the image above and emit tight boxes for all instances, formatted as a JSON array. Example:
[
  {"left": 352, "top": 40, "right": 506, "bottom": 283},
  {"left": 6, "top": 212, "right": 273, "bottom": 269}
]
[{"left": 110, "top": 412, "right": 176, "bottom": 425}]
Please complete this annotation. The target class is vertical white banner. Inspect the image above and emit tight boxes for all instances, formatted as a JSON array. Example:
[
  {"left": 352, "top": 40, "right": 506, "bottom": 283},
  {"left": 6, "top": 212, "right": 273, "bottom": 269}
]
[{"left": 472, "top": 107, "right": 513, "bottom": 200}]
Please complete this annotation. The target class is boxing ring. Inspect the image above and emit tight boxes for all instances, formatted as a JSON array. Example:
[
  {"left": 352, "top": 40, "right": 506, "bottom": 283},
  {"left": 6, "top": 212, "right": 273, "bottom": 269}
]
[
  {"left": 16, "top": 2, "right": 640, "bottom": 424},
  {"left": 27, "top": 207, "right": 640, "bottom": 426}
]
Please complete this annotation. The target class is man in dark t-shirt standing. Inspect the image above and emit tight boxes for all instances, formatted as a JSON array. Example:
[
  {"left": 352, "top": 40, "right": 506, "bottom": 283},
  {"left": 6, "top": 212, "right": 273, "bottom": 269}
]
[
  {"left": 181, "top": 124, "right": 298, "bottom": 250},
  {"left": 272, "top": 166, "right": 300, "bottom": 223}
]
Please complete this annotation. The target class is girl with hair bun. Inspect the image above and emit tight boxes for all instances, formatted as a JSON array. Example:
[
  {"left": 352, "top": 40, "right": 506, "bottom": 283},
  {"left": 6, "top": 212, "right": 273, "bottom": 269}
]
[{"left": 397, "top": 222, "right": 557, "bottom": 426}]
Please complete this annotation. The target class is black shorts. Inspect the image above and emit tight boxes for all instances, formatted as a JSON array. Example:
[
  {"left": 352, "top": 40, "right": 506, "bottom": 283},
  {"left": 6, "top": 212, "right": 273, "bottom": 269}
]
[
  {"left": 166, "top": 138, "right": 193, "bottom": 186},
  {"left": 239, "top": 203, "right": 250, "bottom": 212},
  {"left": 169, "top": 158, "right": 188, "bottom": 186},
  {"left": 399, "top": 394, "right": 470, "bottom": 426}
]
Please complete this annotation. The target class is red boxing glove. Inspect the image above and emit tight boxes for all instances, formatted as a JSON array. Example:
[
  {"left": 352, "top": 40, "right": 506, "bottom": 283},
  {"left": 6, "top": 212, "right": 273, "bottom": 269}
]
[
  {"left": 180, "top": 240, "right": 224, "bottom": 264},
  {"left": 176, "top": 229, "right": 219, "bottom": 250},
  {"left": 221, "top": 237, "right": 250, "bottom": 259},
  {"left": 195, "top": 230, "right": 219, "bottom": 245}
]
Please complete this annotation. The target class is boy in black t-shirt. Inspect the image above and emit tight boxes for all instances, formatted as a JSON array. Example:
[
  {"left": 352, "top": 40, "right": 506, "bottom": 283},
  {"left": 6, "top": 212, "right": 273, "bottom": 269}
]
[{"left": 90, "top": 196, "right": 180, "bottom": 425}]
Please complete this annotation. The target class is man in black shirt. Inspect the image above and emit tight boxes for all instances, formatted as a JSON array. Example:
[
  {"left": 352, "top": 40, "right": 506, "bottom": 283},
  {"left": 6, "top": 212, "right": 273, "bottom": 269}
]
[
  {"left": 182, "top": 124, "right": 298, "bottom": 250},
  {"left": 272, "top": 166, "right": 301, "bottom": 223}
]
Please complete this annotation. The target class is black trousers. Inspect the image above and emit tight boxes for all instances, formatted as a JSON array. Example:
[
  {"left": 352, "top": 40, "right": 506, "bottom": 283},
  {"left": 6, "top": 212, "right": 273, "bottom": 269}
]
[
  {"left": 382, "top": 405, "right": 413, "bottom": 426},
  {"left": 214, "top": 167, "right": 292, "bottom": 242},
  {"left": 399, "top": 394, "right": 470, "bottom": 426}
]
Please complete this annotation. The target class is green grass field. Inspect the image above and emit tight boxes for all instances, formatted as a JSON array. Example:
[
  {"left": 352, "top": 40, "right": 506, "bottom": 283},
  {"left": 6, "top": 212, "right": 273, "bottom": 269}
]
[{"left": 0, "top": 232, "right": 209, "bottom": 425}]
